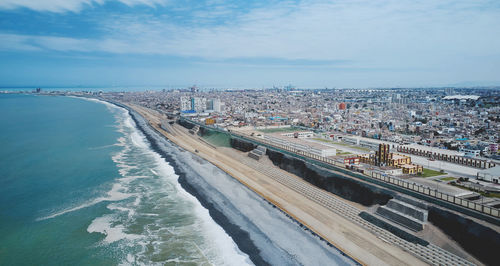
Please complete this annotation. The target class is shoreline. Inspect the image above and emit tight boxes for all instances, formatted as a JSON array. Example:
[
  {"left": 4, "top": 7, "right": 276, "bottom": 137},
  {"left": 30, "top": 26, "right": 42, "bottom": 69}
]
[
  {"left": 129, "top": 111, "right": 270, "bottom": 265},
  {"left": 113, "top": 100, "right": 432, "bottom": 265},
  {"left": 105, "top": 100, "right": 271, "bottom": 265},
  {"left": 112, "top": 100, "right": 361, "bottom": 265},
  {"left": 60, "top": 95, "right": 499, "bottom": 266}
]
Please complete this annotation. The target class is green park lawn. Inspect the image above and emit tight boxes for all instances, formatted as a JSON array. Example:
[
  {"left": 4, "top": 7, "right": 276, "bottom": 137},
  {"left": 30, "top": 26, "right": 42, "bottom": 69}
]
[
  {"left": 420, "top": 168, "right": 445, "bottom": 178},
  {"left": 257, "top": 127, "right": 298, "bottom": 133}
]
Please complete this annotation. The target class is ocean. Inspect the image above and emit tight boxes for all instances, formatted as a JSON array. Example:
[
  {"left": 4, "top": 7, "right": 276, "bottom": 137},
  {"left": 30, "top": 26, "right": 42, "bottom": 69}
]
[
  {"left": 0, "top": 94, "right": 250, "bottom": 265},
  {"left": 0, "top": 94, "right": 355, "bottom": 266}
]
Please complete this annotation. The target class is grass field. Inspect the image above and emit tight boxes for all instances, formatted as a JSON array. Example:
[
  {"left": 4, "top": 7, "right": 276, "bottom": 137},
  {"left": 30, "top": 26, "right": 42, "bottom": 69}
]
[
  {"left": 257, "top": 127, "right": 297, "bottom": 133},
  {"left": 440, "top": 177, "right": 456, "bottom": 181},
  {"left": 420, "top": 168, "right": 445, "bottom": 178}
]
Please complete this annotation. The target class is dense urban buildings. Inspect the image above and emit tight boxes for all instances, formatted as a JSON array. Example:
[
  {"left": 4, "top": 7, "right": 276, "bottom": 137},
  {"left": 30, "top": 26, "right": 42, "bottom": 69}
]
[
  {"left": 86, "top": 86, "right": 500, "bottom": 184},
  {"left": 98, "top": 86, "right": 500, "bottom": 157}
]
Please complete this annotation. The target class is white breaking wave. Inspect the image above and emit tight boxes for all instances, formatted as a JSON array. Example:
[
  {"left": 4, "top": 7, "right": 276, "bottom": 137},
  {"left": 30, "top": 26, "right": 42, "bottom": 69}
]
[
  {"left": 88, "top": 144, "right": 120, "bottom": 150},
  {"left": 37, "top": 198, "right": 104, "bottom": 221},
  {"left": 37, "top": 179, "right": 136, "bottom": 221},
  {"left": 76, "top": 98, "right": 253, "bottom": 266}
]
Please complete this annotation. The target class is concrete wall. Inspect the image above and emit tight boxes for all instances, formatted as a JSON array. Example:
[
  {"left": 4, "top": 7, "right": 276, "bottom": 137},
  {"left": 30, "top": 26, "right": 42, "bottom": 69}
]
[
  {"left": 178, "top": 118, "right": 195, "bottom": 129},
  {"left": 428, "top": 206, "right": 500, "bottom": 265},
  {"left": 266, "top": 148, "right": 394, "bottom": 207},
  {"left": 386, "top": 200, "right": 427, "bottom": 222},
  {"left": 230, "top": 137, "right": 257, "bottom": 152},
  {"left": 359, "top": 212, "right": 429, "bottom": 246},
  {"left": 376, "top": 206, "right": 424, "bottom": 231}
]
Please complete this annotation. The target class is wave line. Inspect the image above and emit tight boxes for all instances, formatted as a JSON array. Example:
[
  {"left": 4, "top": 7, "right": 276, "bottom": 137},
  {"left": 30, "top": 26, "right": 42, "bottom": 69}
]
[{"left": 36, "top": 197, "right": 105, "bottom": 221}]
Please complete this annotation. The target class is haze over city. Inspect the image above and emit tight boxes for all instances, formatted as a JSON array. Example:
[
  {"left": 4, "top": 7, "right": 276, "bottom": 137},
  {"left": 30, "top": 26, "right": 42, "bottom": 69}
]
[{"left": 1, "top": 0, "right": 500, "bottom": 88}]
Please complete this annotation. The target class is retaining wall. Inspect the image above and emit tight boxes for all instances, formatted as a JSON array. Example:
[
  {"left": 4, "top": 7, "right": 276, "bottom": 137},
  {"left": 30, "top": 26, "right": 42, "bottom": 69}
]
[
  {"left": 230, "top": 137, "right": 257, "bottom": 152},
  {"left": 266, "top": 148, "right": 394, "bottom": 207},
  {"left": 428, "top": 206, "right": 500, "bottom": 265}
]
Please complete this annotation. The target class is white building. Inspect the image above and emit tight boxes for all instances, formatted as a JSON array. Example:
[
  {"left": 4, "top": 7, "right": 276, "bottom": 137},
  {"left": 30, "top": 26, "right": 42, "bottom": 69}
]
[
  {"left": 264, "top": 135, "right": 336, "bottom": 157},
  {"left": 460, "top": 148, "right": 481, "bottom": 158},
  {"left": 180, "top": 96, "right": 192, "bottom": 111},
  {"left": 477, "top": 166, "right": 500, "bottom": 183},
  {"left": 193, "top": 97, "right": 206, "bottom": 113},
  {"left": 206, "top": 98, "right": 223, "bottom": 113}
]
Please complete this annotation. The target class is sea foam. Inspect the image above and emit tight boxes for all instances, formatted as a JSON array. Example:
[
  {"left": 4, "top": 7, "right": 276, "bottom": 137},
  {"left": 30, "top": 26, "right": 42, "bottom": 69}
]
[
  {"left": 87, "top": 215, "right": 140, "bottom": 243},
  {"left": 77, "top": 98, "right": 253, "bottom": 265}
]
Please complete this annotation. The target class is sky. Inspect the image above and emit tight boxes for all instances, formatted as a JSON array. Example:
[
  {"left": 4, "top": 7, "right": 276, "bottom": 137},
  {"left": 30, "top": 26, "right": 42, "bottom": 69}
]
[{"left": 0, "top": 0, "right": 499, "bottom": 89}]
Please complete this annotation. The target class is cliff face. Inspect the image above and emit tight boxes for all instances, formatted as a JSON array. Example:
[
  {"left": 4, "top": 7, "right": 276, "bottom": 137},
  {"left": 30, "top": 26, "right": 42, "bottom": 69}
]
[
  {"left": 428, "top": 206, "right": 500, "bottom": 265},
  {"left": 178, "top": 119, "right": 195, "bottom": 129},
  {"left": 266, "top": 149, "right": 393, "bottom": 207},
  {"left": 230, "top": 137, "right": 257, "bottom": 152}
]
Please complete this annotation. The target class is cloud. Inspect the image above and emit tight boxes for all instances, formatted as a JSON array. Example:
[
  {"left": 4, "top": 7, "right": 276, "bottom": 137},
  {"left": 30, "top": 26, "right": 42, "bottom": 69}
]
[
  {"left": 0, "top": 0, "right": 499, "bottom": 70},
  {"left": 0, "top": 0, "right": 167, "bottom": 12}
]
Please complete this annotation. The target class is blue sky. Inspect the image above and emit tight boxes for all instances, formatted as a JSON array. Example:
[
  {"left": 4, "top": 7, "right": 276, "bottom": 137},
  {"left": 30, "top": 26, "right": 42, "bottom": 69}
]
[{"left": 0, "top": 0, "right": 499, "bottom": 88}]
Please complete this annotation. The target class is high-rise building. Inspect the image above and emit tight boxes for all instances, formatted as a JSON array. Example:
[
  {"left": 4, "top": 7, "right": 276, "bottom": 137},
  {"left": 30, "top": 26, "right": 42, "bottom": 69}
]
[
  {"left": 213, "top": 99, "right": 222, "bottom": 112},
  {"left": 376, "top": 144, "right": 390, "bottom": 166},
  {"left": 392, "top": 93, "right": 401, "bottom": 103},
  {"left": 181, "top": 97, "right": 221, "bottom": 113},
  {"left": 180, "top": 96, "right": 192, "bottom": 111},
  {"left": 193, "top": 97, "right": 206, "bottom": 112},
  {"left": 204, "top": 98, "right": 223, "bottom": 113},
  {"left": 206, "top": 99, "right": 214, "bottom": 111}
]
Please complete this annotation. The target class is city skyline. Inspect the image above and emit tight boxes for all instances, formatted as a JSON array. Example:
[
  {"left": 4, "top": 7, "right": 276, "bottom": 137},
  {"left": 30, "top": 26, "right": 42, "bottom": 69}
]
[
  {"left": 1, "top": 0, "right": 500, "bottom": 88},
  {"left": 2, "top": 1, "right": 499, "bottom": 265}
]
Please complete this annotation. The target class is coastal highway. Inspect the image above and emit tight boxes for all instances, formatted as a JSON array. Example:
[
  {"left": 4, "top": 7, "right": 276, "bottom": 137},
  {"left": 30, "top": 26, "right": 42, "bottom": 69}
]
[
  {"left": 125, "top": 103, "right": 475, "bottom": 266},
  {"left": 126, "top": 103, "right": 427, "bottom": 265}
]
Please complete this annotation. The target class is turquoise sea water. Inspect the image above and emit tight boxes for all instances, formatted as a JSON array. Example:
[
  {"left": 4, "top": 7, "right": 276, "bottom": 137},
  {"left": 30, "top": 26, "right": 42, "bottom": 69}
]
[{"left": 0, "top": 94, "right": 249, "bottom": 265}]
